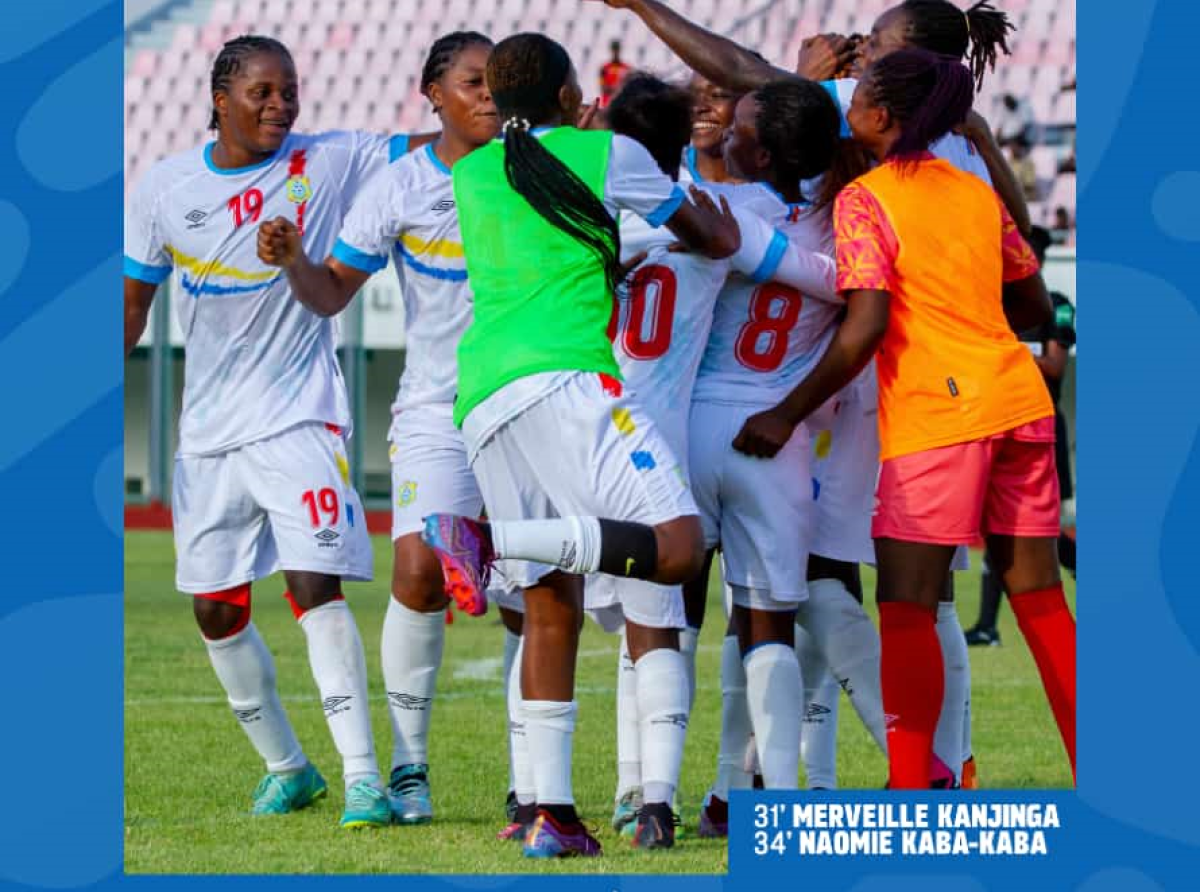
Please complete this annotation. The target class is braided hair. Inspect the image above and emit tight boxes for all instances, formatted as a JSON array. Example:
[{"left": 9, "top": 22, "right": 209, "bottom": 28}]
[
  {"left": 897, "top": 0, "right": 1013, "bottom": 89},
  {"left": 420, "top": 30, "right": 494, "bottom": 109},
  {"left": 208, "top": 35, "right": 293, "bottom": 130},
  {"left": 864, "top": 48, "right": 974, "bottom": 159},
  {"left": 606, "top": 73, "right": 692, "bottom": 178},
  {"left": 753, "top": 80, "right": 842, "bottom": 185},
  {"left": 486, "top": 33, "right": 623, "bottom": 298}
]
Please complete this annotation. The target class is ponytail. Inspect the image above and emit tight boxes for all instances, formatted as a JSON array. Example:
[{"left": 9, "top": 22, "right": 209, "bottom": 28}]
[
  {"left": 865, "top": 49, "right": 974, "bottom": 158},
  {"left": 898, "top": 0, "right": 1013, "bottom": 89}
]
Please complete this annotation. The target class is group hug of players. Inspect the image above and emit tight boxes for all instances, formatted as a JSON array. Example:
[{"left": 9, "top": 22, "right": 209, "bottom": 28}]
[{"left": 123, "top": 0, "right": 1076, "bottom": 860}]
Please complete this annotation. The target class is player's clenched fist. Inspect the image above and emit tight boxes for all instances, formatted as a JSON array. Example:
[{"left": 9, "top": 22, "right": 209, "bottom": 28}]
[
  {"left": 732, "top": 408, "right": 795, "bottom": 459},
  {"left": 257, "top": 216, "right": 302, "bottom": 267}
]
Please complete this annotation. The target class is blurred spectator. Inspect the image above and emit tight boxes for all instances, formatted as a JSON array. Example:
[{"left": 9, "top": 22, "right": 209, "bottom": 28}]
[
  {"left": 1058, "top": 132, "right": 1076, "bottom": 173},
  {"left": 995, "top": 92, "right": 1034, "bottom": 147},
  {"left": 598, "top": 40, "right": 631, "bottom": 108},
  {"left": 1051, "top": 206, "right": 1073, "bottom": 245},
  {"left": 1007, "top": 135, "right": 1039, "bottom": 201}
]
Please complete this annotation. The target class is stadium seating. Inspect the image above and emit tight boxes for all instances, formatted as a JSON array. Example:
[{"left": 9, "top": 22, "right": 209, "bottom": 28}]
[{"left": 124, "top": 0, "right": 1076, "bottom": 237}]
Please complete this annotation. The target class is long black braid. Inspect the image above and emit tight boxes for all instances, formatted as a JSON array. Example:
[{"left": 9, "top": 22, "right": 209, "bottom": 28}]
[
  {"left": 420, "top": 30, "right": 494, "bottom": 108},
  {"left": 208, "top": 35, "right": 293, "bottom": 130},
  {"left": 898, "top": 0, "right": 1013, "bottom": 89},
  {"left": 486, "top": 33, "right": 623, "bottom": 298}
]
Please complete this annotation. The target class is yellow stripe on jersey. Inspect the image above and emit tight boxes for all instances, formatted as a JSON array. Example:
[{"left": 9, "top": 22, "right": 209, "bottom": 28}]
[
  {"left": 397, "top": 233, "right": 465, "bottom": 259},
  {"left": 167, "top": 246, "right": 279, "bottom": 282}
]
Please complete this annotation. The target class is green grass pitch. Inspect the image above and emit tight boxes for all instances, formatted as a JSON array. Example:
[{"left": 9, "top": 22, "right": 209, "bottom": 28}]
[{"left": 124, "top": 530, "right": 1074, "bottom": 874}]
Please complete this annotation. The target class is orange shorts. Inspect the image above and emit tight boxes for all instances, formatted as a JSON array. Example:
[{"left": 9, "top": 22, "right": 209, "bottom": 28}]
[{"left": 872, "top": 417, "right": 1060, "bottom": 545}]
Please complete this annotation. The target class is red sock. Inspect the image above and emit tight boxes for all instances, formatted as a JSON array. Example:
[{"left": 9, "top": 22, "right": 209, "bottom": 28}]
[
  {"left": 879, "top": 601, "right": 944, "bottom": 789},
  {"left": 1009, "top": 583, "right": 1076, "bottom": 780}
]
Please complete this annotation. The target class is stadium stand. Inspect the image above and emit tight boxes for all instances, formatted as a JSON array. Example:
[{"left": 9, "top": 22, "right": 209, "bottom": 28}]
[{"left": 124, "top": 0, "right": 1075, "bottom": 233}]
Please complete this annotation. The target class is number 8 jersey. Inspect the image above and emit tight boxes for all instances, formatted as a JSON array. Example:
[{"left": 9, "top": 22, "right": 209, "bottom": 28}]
[
  {"left": 692, "top": 183, "right": 842, "bottom": 407},
  {"left": 124, "top": 130, "right": 404, "bottom": 456}
]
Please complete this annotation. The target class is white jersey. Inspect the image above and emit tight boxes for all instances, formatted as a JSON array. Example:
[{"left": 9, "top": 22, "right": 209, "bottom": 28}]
[
  {"left": 692, "top": 183, "right": 841, "bottom": 407},
  {"left": 125, "top": 130, "right": 402, "bottom": 455},
  {"left": 333, "top": 143, "right": 470, "bottom": 414},
  {"left": 611, "top": 210, "right": 731, "bottom": 453},
  {"left": 821, "top": 78, "right": 993, "bottom": 185}
]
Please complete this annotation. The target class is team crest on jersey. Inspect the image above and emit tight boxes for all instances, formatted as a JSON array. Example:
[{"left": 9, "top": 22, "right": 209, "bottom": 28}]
[
  {"left": 398, "top": 480, "right": 418, "bottom": 507},
  {"left": 285, "top": 175, "right": 313, "bottom": 204}
]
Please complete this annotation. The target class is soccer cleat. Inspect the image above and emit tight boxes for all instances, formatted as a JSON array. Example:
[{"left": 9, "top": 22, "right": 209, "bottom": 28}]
[
  {"left": 632, "top": 802, "right": 676, "bottom": 850},
  {"left": 697, "top": 791, "right": 729, "bottom": 839},
  {"left": 421, "top": 514, "right": 493, "bottom": 617},
  {"left": 388, "top": 763, "right": 433, "bottom": 825},
  {"left": 250, "top": 762, "right": 328, "bottom": 816},
  {"left": 961, "top": 756, "right": 978, "bottom": 790},
  {"left": 964, "top": 625, "right": 1001, "bottom": 647},
  {"left": 340, "top": 780, "right": 392, "bottom": 829},
  {"left": 522, "top": 810, "right": 603, "bottom": 858},
  {"left": 499, "top": 801, "right": 538, "bottom": 842},
  {"left": 612, "top": 786, "right": 643, "bottom": 837},
  {"left": 497, "top": 821, "right": 527, "bottom": 842}
]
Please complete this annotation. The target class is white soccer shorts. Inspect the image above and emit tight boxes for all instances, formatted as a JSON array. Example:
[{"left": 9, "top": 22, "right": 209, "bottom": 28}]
[
  {"left": 388, "top": 405, "right": 484, "bottom": 540},
  {"left": 466, "top": 371, "right": 698, "bottom": 594},
  {"left": 689, "top": 400, "right": 814, "bottom": 604},
  {"left": 173, "top": 422, "right": 373, "bottom": 594}
]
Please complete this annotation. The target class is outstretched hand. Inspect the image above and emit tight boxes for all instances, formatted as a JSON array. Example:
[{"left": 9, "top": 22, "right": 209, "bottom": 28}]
[
  {"left": 688, "top": 185, "right": 740, "bottom": 255},
  {"left": 732, "top": 407, "right": 795, "bottom": 458},
  {"left": 257, "top": 216, "right": 302, "bottom": 268}
]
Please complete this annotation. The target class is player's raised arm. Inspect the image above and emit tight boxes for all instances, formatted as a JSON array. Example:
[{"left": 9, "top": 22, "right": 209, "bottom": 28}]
[
  {"left": 588, "top": 0, "right": 792, "bottom": 93},
  {"left": 257, "top": 216, "right": 370, "bottom": 317}
]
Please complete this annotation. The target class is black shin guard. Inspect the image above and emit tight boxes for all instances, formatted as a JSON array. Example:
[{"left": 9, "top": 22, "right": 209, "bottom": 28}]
[{"left": 596, "top": 519, "right": 658, "bottom": 580}]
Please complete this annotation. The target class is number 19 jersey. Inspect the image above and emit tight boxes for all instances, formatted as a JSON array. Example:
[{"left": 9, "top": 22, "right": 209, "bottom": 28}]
[
  {"left": 692, "top": 183, "right": 842, "bottom": 408},
  {"left": 124, "top": 130, "right": 401, "bottom": 455}
]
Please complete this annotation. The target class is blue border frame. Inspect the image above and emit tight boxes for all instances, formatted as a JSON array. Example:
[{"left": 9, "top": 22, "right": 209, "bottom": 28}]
[{"left": 3, "top": 1, "right": 1195, "bottom": 888}]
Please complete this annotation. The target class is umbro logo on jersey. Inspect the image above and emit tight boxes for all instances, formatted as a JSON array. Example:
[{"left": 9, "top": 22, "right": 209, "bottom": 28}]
[
  {"left": 322, "top": 695, "right": 353, "bottom": 716},
  {"left": 233, "top": 707, "right": 261, "bottom": 723},
  {"left": 431, "top": 199, "right": 455, "bottom": 214},
  {"left": 388, "top": 691, "right": 431, "bottom": 711},
  {"left": 184, "top": 209, "right": 208, "bottom": 228}
]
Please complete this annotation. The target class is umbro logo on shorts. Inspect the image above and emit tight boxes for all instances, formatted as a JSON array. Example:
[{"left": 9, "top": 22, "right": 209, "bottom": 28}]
[
  {"left": 315, "top": 528, "right": 340, "bottom": 546},
  {"left": 233, "top": 707, "right": 261, "bottom": 723},
  {"left": 322, "top": 695, "right": 353, "bottom": 716},
  {"left": 389, "top": 691, "right": 431, "bottom": 711},
  {"left": 431, "top": 199, "right": 455, "bottom": 214}
]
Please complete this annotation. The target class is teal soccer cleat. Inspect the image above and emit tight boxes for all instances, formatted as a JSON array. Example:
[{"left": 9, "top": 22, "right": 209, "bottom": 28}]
[{"left": 250, "top": 762, "right": 328, "bottom": 816}]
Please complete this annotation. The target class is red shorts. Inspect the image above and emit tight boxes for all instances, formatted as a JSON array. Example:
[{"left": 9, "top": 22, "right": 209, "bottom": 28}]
[{"left": 872, "top": 417, "right": 1061, "bottom": 545}]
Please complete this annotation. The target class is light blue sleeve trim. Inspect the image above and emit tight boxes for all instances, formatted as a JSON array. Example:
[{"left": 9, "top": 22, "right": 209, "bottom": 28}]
[
  {"left": 332, "top": 238, "right": 387, "bottom": 273},
  {"left": 749, "top": 229, "right": 789, "bottom": 283},
  {"left": 123, "top": 255, "right": 171, "bottom": 284},
  {"left": 388, "top": 134, "right": 410, "bottom": 162},
  {"left": 424, "top": 142, "right": 452, "bottom": 175},
  {"left": 820, "top": 80, "right": 852, "bottom": 139},
  {"left": 645, "top": 185, "right": 686, "bottom": 228}
]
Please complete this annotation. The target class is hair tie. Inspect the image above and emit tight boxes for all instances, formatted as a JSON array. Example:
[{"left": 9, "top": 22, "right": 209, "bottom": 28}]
[{"left": 502, "top": 116, "right": 531, "bottom": 134}]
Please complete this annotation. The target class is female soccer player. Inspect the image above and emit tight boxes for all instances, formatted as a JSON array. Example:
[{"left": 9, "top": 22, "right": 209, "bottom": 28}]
[
  {"left": 123, "top": 35, "right": 409, "bottom": 828},
  {"left": 682, "top": 73, "right": 744, "bottom": 184},
  {"left": 418, "top": 33, "right": 740, "bottom": 857},
  {"left": 737, "top": 49, "right": 1076, "bottom": 787},
  {"left": 255, "top": 32, "right": 498, "bottom": 827}
]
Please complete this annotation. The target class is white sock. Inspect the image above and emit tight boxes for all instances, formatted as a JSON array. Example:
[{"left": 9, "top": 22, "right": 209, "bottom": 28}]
[
  {"left": 797, "top": 578, "right": 888, "bottom": 754},
  {"left": 795, "top": 623, "right": 839, "bottom": 790},
  {"left": 502, "top": 629, "right": 521, "bottom": 792},
  {"left": 523, "top": 700, "right": 577, "bottom": 806},
  {"left": 205, "top": 623, "right": 307, "bottom": 774},
  {"left": 680, "top": 625, "right": 700, "bottom": 712},
  {"left": 298, "top": 599, "right": 379, "bottom": 790},
  {"left": 616, "top": 628, "right": 641, "bottom": 798},
  {"left": 713, "top": 634, "right": 752, "bottom": 799},
  {"left": 743, "top": 642, "right": 803, "bottom": 790},
  {"left": 490, "top": 516, "right": 602, "bottom": 574},
  {"left": 506, "top": 637, "right": 536, "bottom": 806},
  {"left": 380, "top": 598, "right": 443, "bottom": 770},
  {"left": 636, "top": 646, "right": 689, "bottom": 806},
  {"left": 935, "top": 601, "right": 969, "bottom": 783}
]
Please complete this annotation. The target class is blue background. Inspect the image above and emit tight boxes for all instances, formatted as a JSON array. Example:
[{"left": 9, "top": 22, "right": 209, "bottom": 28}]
[{"left": 1, "top": 0, "right": 1197, "bottom": 888}]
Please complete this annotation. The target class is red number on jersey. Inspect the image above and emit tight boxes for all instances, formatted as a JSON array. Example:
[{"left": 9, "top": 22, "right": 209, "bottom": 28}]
[
  {"left": 227, "top": 188, "right": 264, "bottom": 227},
  {"left": 733, "top": 283, "right": 803, "bottom": 372},
  {"left": 613, "top": 264, "right": 677, "bottom": 361},
  {"left": 301, "top": 487, "right": 340, "bottom": 528}
]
